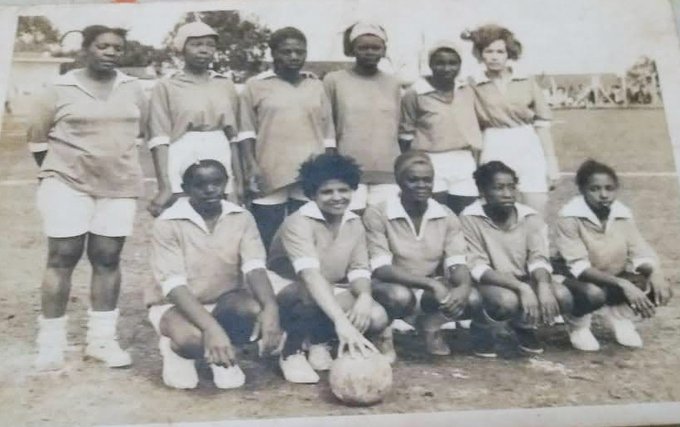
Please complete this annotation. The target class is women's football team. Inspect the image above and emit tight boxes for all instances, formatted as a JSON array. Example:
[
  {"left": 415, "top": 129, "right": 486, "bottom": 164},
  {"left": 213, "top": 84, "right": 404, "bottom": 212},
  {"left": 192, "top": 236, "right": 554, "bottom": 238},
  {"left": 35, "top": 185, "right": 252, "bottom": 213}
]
[{"left": 28, "top": 20, "right": 672, "bottom": 390}]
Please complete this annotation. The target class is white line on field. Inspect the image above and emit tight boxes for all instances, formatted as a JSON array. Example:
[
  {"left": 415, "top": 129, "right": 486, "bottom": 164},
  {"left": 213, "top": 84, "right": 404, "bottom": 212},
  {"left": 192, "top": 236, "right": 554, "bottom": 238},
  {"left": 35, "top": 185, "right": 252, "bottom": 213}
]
[{"left": 0, "top": 173, "right": 677, "bottom": 187}]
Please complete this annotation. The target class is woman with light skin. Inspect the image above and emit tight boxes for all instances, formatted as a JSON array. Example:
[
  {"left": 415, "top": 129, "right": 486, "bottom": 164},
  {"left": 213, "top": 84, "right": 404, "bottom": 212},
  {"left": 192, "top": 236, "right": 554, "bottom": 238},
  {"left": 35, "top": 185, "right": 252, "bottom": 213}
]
[
  {"left": 399, "top": 40, "right": 483, "bottom": 215},
  {"left": 238, "top": 27, "right": 335, "bottom": 250},
  {"left": 323, "top": 22, "right": 402, "bottom": 213},
  {"left": 460, "top": 161, "right": 573, "bottom": 357},
  {"left": 28, "top": 25, "right": 147, "bottom": 371},
  {"left": 555, "top": 159, "right": 672, "bottom": 351},
  {"left": 462, "top": 25, "right": 559, "bottom": 216},
  {"left": 267, "top": 153, "right": 387, "bottom": 384},
  {"left": 147, "top": 21, "right": 242, "bottom": 216}
]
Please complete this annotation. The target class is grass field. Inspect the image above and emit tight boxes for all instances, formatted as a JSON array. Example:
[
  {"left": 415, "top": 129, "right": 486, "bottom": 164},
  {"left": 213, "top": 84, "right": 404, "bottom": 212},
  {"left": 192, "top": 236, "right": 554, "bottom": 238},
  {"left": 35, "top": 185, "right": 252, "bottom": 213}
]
[{"left": 1, "top": 109, "right": 680, "bottom": 427}]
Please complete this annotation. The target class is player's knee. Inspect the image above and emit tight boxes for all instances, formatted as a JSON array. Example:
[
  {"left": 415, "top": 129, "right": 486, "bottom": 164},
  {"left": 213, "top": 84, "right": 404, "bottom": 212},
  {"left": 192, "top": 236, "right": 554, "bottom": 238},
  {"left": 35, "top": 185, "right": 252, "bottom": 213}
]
[
  {"left": 87, "top": 248, "right": 121, "bottom": 269},
  {"left": 47, "top": 244, "right": 83, "bottom": 269},
  {"left": 485, "top": 289, "right": 520, "bottom": 320},
  {"left": 583, "top": 283, "right": 607, "bottom": 310},
  {"left": 367, "top": 303, "right": 389, "bottom": 334},
  {"left": 553, "top": 284, "right": 574, "bottom": 314},
  {"left": 374, "top": 283, "right": 416, "bottom": 318},
  {"left": 168, "top": 329, "right": 203, "bottom": 359},
  {"left": 467, "top": 287, "right": 483, "bottom": 311}
]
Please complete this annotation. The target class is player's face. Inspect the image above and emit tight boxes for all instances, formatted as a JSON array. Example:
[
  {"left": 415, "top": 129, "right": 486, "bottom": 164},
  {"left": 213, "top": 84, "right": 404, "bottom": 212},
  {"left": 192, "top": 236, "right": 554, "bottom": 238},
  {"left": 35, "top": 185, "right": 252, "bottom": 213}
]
[
  {"left": 183, "top": 36, "right": 217, "bottom": 70},
  {"left": 272, "top": 38, "right": 307, "bottom": 73},
  {"left": 582, "top": 173, "right": 618, "bottom": 214},
  {"left": 482, "top": 172, "right": 517, "bottom": 208},
  {"left": 353, "top": 34, "right": 386, "bottom": 69},
  {"left": 86, "top": 32, "right": 125, "bottom": 72},
  {"left": 399, "top": 162, "right": 434, "bottom": 203},
  {"left": 313, "top": 179, "right": 352, "bottom": 217},
  {"left": 183, "top": 165, "right": 227, "bottom": 209},
  {"left": 430, "top": 49, "right": 461, "bottom": 83},
  {"left": 482, "top": 39, "right": 508, "bottom": 72}
]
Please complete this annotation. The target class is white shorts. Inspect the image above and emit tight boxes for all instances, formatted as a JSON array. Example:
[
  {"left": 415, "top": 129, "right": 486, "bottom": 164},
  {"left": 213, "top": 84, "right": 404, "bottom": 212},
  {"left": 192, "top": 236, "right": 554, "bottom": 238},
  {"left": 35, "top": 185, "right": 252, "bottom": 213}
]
[
  {"left": 426, "top": 150, "right": 478, "bottom": 196},
  {"left": 349, "top": 183, "right": 401, "bottom": 211},
  {"left": 168, "top": 131, "right": 232, "bottom": 194},
  {"left": 267, "top": 271, "right": 348, "bottom": 296},
  {"left": 37, "top": 177, "right": 136, "bottom": 238},
  {"left": 251, "top": 183, "right": 307, "bottom": 206},
  {"left": 481, "top": 126, "right": 548, "bottom": 193},
  {"left": 148, "top": 303, "right": 216, "bottom": 335}
]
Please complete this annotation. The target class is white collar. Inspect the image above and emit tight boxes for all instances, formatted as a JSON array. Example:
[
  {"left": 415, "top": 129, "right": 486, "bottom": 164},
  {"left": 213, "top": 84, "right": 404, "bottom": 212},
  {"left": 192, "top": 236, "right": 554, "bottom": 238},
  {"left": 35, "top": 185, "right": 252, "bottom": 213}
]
[
  {"left": 254, "top": 69, "right": 317, "bottom": 81},
  {"left": 559, "top": 195, "right": 632, "bottom": 227},
  {"left": 159, "top": 197, "right": 244, "bottom": 233},
  {"left": 472, "top": 64, "right": 530, "bottom": 85},
  {"left": 385, "top": 196, "right": 448, "bottom": 220},
  {"left": 298, "top": 201, "right": 359, "bottom": 227},
  {"left": 54, "top": 69, "right": 137, "bottom": 97},
  {"left": 461, "top": 199, "right": 537, "bottom": 220},
  {"left": 412, "top": 77, "right": 466, "bottom": 95}
]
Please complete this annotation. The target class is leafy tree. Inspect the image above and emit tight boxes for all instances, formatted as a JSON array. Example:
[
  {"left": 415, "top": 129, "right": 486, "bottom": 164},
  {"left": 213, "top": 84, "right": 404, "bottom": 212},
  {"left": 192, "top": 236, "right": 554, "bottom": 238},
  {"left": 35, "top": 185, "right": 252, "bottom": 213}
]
[{"left": 14, "top": 16, "right": 61, "bottom": 53}]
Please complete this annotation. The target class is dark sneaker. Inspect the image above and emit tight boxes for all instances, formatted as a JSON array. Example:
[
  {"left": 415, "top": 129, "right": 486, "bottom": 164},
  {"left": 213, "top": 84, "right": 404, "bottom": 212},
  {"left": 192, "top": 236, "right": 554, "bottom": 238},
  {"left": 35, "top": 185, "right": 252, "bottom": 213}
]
[
  {"left": 514, "top": 327, "right": 544, "bottom": 354},
  {"left": 470, "top": 323, "right": 498, "bottom": 358}
]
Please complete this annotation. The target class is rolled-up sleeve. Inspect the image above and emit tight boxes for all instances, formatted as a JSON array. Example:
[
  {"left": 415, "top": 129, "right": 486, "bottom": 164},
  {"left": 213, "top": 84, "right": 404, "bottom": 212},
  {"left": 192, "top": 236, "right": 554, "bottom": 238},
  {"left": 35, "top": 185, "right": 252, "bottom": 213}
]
[
  {"left": 239, "top": 212, "right": 267, "bottom": 274},
  {"left": 147, "top": 80, "right": 173, "bottom": 149},
  {"left": 280, "top": 216, "right": 321, "bottom": 274},
  {"left": 150, "top": 220, "right": 189, "bottom": 297},
  {"left": 531, "top": 77, "right": 552, "bottom": 127},
  {"left": 555, "top": 217, "right": 591, "bottom": 278},
  {"left": 399, "top": 89, "right": 418, "bottom": 141},
  {"left": 236, "top": 83, "right": 257, "bottom": 142},
  {"left": 443, "top": 214, "right": 467, "bottom": 269},
  {"left": 525, "top": 215, "right": 553, "bottom": 274},
  {"left": 26, "top": 86, "right": 57, "bottom": 153},
  {"left": 362, "top": 206, "right": 394, "bottom": 271},
  {"left": 460, "top": 216, "right": 492, "bottom": 282}
]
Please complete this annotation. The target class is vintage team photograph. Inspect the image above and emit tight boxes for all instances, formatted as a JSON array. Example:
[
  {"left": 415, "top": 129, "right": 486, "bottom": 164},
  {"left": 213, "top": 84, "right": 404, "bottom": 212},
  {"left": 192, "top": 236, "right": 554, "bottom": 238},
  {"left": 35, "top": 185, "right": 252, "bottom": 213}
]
[{"left": 1, "top": 0, "right": 680, "bottom": 425}]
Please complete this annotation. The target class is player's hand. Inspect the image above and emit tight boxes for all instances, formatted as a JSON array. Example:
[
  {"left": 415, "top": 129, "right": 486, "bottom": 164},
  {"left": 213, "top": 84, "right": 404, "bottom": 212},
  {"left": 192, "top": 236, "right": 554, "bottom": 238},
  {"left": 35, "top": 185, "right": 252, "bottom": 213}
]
[
  {"left": 346, "top": 293, "right": 373, "bottom": 334},
  {"left": 650, "top": 278, "right": 672, "bottom": 307},
  {"left": 203, "top": 325, "right": 236, "bottom": 367},
  {"left": 335, "top": 318, "right": 377, "bottom": 358},
  {"left": 439, "top": 285, "right": 470, "bottom": 320},
  {"left": 619, "top": 279, "right": 655, "bottom": 318},
  {"left": 518, "top": 284, "right": 540, "bottom": 325},
  {"left": 251, "top": 305, "right": 284, "bottom": 357},
  {"left": 536, "top": 282, "right": 560, "bottom": 325},
  {"left": 148, "top": 189, "right": 176, "bottom": 217}
]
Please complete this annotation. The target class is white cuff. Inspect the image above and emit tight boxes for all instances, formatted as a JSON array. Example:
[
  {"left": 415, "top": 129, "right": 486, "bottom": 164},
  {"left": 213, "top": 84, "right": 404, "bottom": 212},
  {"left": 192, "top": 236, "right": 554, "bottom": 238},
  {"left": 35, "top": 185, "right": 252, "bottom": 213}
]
[
  {"left": 236, "top": 130, "right": 256, "bottom": 142},
  {"left": 370, "top": 254, "right": 393, "bottom": 271},
  {"left": 161, "top": 276, "right": 188, "bottom": 297},
  {"left": 241, "top": 259, "right": 266, "bottom": 275},
  {"left": 398, "top": 133, "right": 414, "bottom": 141},
  {"left": 569, "top": 260, "right": 592, "bottom": 278},
  {"left": 28, "top": 142, "right": 48, "bottom": 153},
  {"left": 632, "top": 257, "right": 656, "bottom": 271},
  {"left": 444, "top": 255, "right": 466, "bottom": 269},
  {"left": 471, "top": 264, "right": 491, "bottom": 282},
  {"left": 323, "top": 138, "right": 337, "bottom": 148},
  {"left": 534, "top": 120, "right": 552, "bottom": 128},
  {"left": 292, "top": 257, "right": 320, "bottom": 274},
  {"left": 347, "top": 269, "right": 371, "bottom": 282},
  {"left": 527, "top": 260, "right": 553, "bottom": 274},
  {"left": 148, "top": 136, "right": 170, "bottom": 149}
]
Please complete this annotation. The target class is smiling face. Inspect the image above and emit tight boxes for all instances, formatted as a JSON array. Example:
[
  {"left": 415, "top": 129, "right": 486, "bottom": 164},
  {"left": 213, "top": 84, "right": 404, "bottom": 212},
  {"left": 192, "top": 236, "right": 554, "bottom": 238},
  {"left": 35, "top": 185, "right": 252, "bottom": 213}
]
[
  {"left": 85, "top": 32, "right": 125, "bottom": 73},
  {"left": 429, "top": 49, "right": 461, "bottom": 85},
  {"left": 581, "top": 172, "right": 618, "bottom": 215},
  {"left": 183, "top": 36, "right": 217, "bottom": 70},
  {"left": 481, "top": 171, "right": 517, "bottom": 208},
  {"left": 481, "top": 39, "right": 509, "bottom": 72},
  {"left": 352, "top": 34, "right": 386, "bottom": 69},
  {"left": 182, "top": 164, "right": 227, "bottom": 211},
  {"left": 398, "top": 161, "right": 434, "bottom": 204},
  {"left": 312, "top": 179, "right": 352, "bottom": 217},
  {"left": 272, "top": 38, "right": 307, "bottom": 73}
]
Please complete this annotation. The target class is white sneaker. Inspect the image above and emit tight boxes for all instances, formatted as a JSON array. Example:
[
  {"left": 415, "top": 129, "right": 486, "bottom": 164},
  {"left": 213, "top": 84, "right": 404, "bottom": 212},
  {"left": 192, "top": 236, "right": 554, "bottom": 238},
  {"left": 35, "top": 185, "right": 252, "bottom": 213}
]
[
  {"left": 85, "top": 340, "right": 132, "bottom": 368},
  {"left": 307, "top": 343, "right": 333, "bottom": 371},
  {"left": 35, "top": 346, "right": 66, "bottom": 372},
  {"left": 211, "top": 364, "right": 246, "bottom": 389},
  {"left": 391, "top": 319, "right": 416, "bottom": 333},
  {"left": 457, "top": 319, "right": 472, "bottom": 329},
  {"left": 440, "top": 321, "right": 457, "bottom": 330},
  {"left": 35, "top": 315, "right": 67, "bottom": 372},
  {"left": 159, "top": 337, "right": 198, "bottom": 389},
  {"left": 566, "top": 314, "right": 600, "bottom": 351},
  {"left": 279, "top": 352, "right": 320, "bottom": 384},
  {"left": 602, "top": 306, "right": 643, "bottom": 348}
]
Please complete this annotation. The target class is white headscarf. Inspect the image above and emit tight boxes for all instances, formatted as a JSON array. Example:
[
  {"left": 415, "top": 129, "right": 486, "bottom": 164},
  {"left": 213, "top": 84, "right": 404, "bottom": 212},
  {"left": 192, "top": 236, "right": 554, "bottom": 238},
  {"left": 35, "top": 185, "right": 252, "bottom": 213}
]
[{"left": 173, "top": 21, "right": 218, "bottom": 52}]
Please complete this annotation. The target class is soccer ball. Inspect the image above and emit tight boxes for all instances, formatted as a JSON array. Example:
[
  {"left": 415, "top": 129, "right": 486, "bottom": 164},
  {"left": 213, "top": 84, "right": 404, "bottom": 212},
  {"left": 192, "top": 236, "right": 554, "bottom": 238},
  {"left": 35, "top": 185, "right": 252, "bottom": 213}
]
[{"left": 329, "top": 353, "right": 393, "bottom": 406}]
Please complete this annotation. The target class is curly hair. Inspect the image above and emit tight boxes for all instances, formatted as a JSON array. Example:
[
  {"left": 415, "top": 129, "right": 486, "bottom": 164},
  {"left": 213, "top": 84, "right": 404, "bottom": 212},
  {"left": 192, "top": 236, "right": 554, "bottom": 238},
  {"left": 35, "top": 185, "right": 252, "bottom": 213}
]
[
  {"left": 461, "top": 24, "right": 522, "bottom": 61},
  {"left": 182, "top": 159, "right": 228, "bottom": 187},
  {"left": 298, "top": 153, "right": 362, "bottom": 198},
  {"left": 81, "top": 25, "right": 127, "bottom": 49},
  {"left": 473, "top": 161, "right": 519, "bottom": 191},
  {"left": 268, "top": 26, "right": 307, "bottom": 51},
  {"left": 575, "top": 159, "right": 619, "bottom": 190}
]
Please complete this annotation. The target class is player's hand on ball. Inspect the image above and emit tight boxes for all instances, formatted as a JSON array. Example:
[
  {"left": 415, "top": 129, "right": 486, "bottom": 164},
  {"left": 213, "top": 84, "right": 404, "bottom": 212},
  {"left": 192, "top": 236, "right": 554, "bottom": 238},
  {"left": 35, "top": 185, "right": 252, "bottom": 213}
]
[{"left": 336, "top": 318, "right": 377, "bottom": 359}]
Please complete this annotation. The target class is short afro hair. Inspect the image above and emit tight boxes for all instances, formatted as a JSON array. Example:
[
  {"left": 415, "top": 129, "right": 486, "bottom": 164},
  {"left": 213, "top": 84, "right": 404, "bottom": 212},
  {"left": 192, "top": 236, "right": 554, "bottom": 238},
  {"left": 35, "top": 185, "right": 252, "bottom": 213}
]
[
  {"left": 182, "top": 159, "right": 228, "bottom": 187},
  {"left": 461, "top": 24, "right": 522, "bottom": 61},
  {"left": 268, "top": 26, "right": 307, "bottom": 51},
  {"left": 473, "top": 161, "right": 518, "bottom": 191},
  {"left": 298, "top": 153, "right": 361, "bottom": 199},
  {"left": 81, "top": 25, "right": 127, "bottom": 49},
  {"left": 575, "top": 159, "right": 619, "bottom": 191}
]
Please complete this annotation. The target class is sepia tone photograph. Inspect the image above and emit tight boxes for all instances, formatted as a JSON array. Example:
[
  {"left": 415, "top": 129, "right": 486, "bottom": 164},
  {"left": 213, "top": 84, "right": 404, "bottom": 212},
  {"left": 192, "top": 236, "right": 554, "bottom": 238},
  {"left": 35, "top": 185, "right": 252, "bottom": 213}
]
[{"left": 1, "top": 0, "right": 680, "bottom": 426}]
